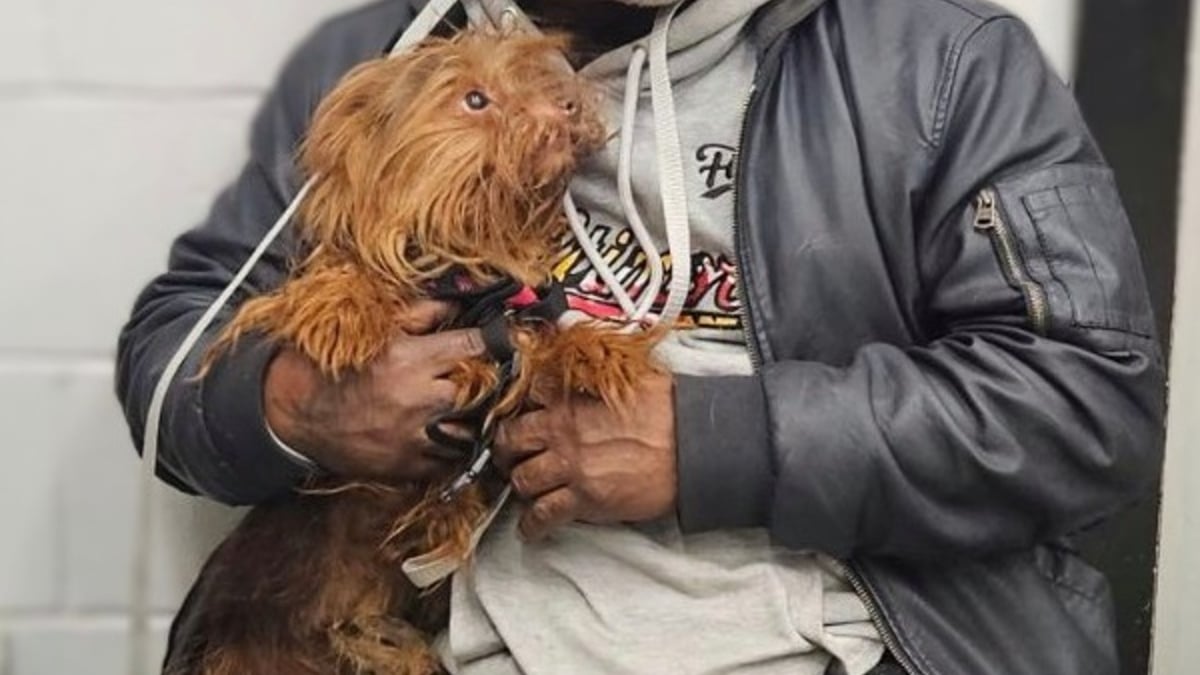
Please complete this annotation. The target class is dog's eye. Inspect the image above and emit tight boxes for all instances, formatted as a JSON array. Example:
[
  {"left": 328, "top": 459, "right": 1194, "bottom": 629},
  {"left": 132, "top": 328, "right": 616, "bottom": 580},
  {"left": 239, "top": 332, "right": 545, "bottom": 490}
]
[{"left": 463, "top": 90, "right": 491, "bottom": 112}]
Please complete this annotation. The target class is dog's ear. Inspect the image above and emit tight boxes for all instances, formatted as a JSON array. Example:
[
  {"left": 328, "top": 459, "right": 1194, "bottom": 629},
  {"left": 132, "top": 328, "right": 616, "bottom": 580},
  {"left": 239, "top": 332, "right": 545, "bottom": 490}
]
[
  {"left": 301, "top": 53, "right": 431, "bottom": 172},
  {"left": 297, "top": 46, "right": 445, "bottom": 249}
]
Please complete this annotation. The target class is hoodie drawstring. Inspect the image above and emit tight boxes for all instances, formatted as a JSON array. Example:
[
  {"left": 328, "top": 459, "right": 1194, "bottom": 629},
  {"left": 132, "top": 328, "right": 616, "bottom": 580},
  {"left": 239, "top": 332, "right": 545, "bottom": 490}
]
[
  {"left": 562, "top": 1, "right": 691, "bottom": 329},
  {"left": 562, "top": 45, "right": 661, "bottom": 322},
  {"left": 564, "top": 44, "right": 665, "bottom": 323},
  {"left": 617, "top": 45, "right": 665, "bottom": 321},
  {"left": 644, "top": 2, "right": 692, "bottom": 330}
]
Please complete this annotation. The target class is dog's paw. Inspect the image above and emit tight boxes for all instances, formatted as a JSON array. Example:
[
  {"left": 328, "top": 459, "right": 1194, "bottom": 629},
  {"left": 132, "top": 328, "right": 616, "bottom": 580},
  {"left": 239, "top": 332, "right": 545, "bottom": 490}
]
[{"left": 532, "top": 323, "right": 662, "bottom": 409}]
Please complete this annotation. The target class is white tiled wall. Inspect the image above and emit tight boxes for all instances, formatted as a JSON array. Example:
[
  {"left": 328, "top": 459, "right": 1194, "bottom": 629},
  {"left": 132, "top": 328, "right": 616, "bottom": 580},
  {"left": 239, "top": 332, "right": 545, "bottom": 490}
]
[
  {"left": 0, "top": 2, "right": 361, "bottom": 673},
  {"left": 0, "top": 1, "right": 1082, "bottom": 673},
  {"left": 1152, "top": 0, "right": 1200, "bottom": 672}
]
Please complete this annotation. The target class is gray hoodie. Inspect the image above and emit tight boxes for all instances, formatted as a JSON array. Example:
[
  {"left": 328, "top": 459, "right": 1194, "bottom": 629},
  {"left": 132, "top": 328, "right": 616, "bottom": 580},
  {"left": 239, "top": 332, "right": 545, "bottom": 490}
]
[
  {"left": 563, "top": 0, "right": 769, "bottom": 376},
  {"left": 426, "top": 2, "right": 886, "bottom": 674}
]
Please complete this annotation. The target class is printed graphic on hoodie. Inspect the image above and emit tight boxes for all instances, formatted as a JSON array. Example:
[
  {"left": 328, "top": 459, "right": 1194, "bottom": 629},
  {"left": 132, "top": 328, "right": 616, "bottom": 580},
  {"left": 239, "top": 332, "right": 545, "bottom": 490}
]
[
  {"left": 552, "top": 205, "right": 744, "bottom": 332},
  {"left": 696, "top": 143, "right": 737, "bottom": 200}
]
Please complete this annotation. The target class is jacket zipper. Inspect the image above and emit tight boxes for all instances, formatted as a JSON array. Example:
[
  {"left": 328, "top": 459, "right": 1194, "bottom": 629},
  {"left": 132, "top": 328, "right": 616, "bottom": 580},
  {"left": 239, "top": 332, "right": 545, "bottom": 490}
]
[
  {"left": 831, "top": 560, "right": 923, "bottom": 675},
  {"left": 731, "top": 71, "right": 925, "bottom": 674},
  {"left": 973, "top": 189, "right": 1049, "bottom": 335},
  {"left": 732, "top": 83, "right": 764, "bottom": 371}
]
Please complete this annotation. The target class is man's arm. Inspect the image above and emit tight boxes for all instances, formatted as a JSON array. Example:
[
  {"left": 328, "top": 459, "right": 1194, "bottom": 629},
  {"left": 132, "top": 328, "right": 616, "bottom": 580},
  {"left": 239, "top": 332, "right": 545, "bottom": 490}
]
[
  {"left": 115, "top": 4, "right": 411, "bottom": 505},
  {"left": 675, "top": 17, "right": 1165, "bottom": 559}
]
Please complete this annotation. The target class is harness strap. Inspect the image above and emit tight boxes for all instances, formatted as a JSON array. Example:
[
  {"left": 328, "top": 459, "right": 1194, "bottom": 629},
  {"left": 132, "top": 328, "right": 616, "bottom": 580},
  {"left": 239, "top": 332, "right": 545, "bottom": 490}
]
[
  {"left": 423, "top": 348, "right": 518, "bottom": 455},
  {"left": 422, "top": 270, "right": 523, "bottom": 456},
  {"left": 423, "top": 272, "right": 571, "bottom": 503},
  {"left": 514, "top": 281, "right": 569, "bottom": 324},
  {"left": 480, "top": 314, "right": 516, "bottom": 364}
]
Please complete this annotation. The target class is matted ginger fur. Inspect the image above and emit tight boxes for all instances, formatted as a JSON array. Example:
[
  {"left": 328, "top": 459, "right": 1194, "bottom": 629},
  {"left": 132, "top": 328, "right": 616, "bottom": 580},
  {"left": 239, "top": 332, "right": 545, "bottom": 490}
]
[{"left": 173, "top": 30, "right": 662, "bottom": 675}]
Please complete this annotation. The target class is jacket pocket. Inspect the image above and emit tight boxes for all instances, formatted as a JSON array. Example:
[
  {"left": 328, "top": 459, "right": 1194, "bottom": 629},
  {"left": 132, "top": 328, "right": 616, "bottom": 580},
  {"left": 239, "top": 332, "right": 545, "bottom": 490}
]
[
  {"left": 1031, "top": 544, "right": 1118, "bottom": 661},
  {"left": 1032, "top": 543, "right": 1110, "bottom": 602},
  {"left": 978, "top": 164, "right": 1156, "bottom": 352}
]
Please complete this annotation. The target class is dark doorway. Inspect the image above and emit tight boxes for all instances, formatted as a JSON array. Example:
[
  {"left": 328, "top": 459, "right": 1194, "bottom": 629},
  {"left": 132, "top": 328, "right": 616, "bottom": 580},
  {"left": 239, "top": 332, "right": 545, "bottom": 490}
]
[{"left": 1073, "top": 1, "right": 1192, "bottom": 673}]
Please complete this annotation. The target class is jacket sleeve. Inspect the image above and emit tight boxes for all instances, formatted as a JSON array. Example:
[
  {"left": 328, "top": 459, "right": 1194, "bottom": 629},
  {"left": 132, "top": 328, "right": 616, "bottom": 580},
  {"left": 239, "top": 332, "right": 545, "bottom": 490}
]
[
  {"left": 674, "top": 17, "right": 1166, "bottom": 559},
  {"left": 114, "top": 7, "right": 407, "bottom": 505}
]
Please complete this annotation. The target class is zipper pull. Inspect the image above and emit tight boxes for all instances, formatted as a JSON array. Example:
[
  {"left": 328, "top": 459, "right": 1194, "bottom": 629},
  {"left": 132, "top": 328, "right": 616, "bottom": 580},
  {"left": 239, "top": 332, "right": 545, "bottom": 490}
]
[{"left": 974, "top": 190, "right": 998, "bottom": 230}]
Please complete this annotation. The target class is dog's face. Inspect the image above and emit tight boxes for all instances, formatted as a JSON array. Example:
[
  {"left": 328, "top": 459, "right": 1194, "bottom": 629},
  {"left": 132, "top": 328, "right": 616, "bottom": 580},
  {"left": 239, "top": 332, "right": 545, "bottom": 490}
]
[{"left": 299, "top": 31, "right": 605, "bottom": 287}]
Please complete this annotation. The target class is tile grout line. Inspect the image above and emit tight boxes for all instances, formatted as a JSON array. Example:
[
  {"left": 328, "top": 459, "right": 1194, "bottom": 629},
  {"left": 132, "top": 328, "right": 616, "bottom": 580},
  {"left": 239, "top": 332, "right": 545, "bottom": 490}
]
[
  {"left": 0, "top": 356, "right": 113, "bottom": 374},
  {"left": 0, "top": 83, "right": 265, "bottom": 103}
]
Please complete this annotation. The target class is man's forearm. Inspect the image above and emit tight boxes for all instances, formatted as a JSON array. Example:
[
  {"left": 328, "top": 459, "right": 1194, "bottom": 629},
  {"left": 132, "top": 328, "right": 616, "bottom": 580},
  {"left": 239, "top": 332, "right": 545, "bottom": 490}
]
[{"left": 115, "top": 3, "right": 411, "bottom": 503}]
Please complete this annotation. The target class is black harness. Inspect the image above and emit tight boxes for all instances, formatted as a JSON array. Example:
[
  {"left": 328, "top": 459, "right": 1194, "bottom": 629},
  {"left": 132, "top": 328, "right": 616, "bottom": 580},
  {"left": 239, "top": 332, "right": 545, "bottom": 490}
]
[{"left": 423, "top": 269, "right": 568, "bottom": 500}]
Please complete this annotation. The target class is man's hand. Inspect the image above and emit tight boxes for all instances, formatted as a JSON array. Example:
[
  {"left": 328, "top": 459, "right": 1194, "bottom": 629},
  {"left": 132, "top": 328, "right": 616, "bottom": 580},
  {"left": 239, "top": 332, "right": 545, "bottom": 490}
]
[
  {"left": 263, "top": 301, "right": 485, "bottom": 481},
  {"left": 494, "top": 372, "right": 678, "bottom": 541}
]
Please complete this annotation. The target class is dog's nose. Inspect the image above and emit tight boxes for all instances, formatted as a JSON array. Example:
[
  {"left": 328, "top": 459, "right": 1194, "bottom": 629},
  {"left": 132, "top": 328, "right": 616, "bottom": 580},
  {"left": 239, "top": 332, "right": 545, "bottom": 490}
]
[{"left": 527, "top": 98, "right": 579, "bottom": 123}]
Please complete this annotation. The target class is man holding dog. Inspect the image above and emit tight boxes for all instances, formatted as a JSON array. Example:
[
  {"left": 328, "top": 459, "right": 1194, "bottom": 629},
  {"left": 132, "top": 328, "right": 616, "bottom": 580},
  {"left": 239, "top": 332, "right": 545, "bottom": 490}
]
[{"left": 118, "top": 0, "right": 1165, "bottom": 673}]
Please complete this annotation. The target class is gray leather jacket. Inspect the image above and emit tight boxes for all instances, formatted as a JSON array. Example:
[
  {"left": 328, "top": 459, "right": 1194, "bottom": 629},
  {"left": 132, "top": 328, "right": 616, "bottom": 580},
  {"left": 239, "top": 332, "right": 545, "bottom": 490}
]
[{"left": 116, "top": 1, "right": 1166, "bottom": 673}]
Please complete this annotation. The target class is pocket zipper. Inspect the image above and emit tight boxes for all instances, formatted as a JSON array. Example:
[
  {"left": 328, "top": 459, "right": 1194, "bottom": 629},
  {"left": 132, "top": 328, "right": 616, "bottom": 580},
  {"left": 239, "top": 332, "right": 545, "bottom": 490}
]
[{"left": 974, "top": 189, "right": 1049, "bottom": 335}]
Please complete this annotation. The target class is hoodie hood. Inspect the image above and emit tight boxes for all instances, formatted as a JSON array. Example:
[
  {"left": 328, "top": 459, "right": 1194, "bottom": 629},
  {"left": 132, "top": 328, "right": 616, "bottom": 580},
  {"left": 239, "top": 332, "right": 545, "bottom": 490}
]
[
  {"left": 459, "top": 0, "right": 792, "bottom": 84},
  {"left": 579, "top": 0, "right": 778, "bottom": 84},
  {"left": 404, "top": 0, "right": 827, "bottom": 79}
]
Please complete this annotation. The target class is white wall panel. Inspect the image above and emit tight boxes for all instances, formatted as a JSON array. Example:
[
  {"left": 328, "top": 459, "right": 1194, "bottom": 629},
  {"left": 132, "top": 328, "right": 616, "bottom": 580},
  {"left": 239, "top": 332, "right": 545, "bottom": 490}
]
[{"left": 1152, "top": 1, "right": 1200, "bottom": 672}]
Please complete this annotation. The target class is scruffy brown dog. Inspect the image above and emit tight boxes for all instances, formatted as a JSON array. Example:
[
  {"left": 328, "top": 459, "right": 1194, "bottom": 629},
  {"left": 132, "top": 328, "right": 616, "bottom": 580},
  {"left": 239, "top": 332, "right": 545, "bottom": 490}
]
[{"left": 169, "top": 30, "right": 660, "bottom": 675}]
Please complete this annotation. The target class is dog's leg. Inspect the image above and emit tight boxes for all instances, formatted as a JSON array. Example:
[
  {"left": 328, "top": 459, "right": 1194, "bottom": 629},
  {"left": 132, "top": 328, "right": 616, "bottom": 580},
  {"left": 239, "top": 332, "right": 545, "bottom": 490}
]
[
  {"left": 326, "top": 485, "right": 487, "bottom": 675},
  {"left": 522, "top": 323, "right": 662, "bottom": 409},
  {"left": 170, "top": 484, "right": 457, "bottom": 675},
  {"left": 211, "top": 260, "right": 407, "bottom": 376},
  {"left": 330, "top": 615, "right": 445, "bottom": 675},
  {"left": 168, "top": 492, "right": 371, "bottom": 675}
]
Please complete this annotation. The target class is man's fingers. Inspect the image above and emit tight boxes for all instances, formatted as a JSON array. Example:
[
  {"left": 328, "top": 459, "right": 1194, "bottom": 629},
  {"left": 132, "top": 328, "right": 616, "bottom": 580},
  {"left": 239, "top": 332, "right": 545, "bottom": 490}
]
[
  {"left": 422, "top": 328, "right": 488, "bottom": 372},
  {"left": 493, "top": 411, "right": 552, "bottom": 472},
  {"left": 384, "top": 328, "right": 485, "bottom": 376},
  {"left": 397, "top": 300, "right": 458, "bottom": 335},
  {"left": 397, "top": 451, "right": 460, "bottom": 479},
  {"left": 510, "top": 452, "right": 571, "bottom": 500},
  {"left": 520, "top": 488, "right": 578, "bottom": 541}
]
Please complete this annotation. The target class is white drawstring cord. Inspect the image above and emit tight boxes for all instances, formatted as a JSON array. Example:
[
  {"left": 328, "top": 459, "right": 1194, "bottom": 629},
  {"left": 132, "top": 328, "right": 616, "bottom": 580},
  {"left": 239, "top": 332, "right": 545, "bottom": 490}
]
[
  {"left": 617, "top": 46, "right": 665, "bottom": 322},
  {"left": 127, "top": 1, "right": 466, "bottom": 671},
  {"left": 564, "top": 191, "right": 642, "bottom": 318},
  {"left": 391, "top": 0, "right": 460, "bottom": 54},
  {"left": 562, "top": 1, "right": 691, "bottom": 330},
  {"left": 646, "top": 1, "right": 692, "bottom": 330}
]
